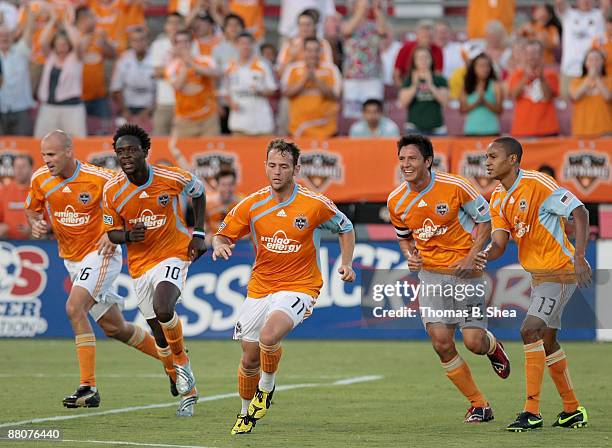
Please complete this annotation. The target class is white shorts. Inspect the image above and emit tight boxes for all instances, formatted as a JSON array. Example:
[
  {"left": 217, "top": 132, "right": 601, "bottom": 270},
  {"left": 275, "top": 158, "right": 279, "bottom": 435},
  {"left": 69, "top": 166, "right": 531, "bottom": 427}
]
[
  {"left": 528, "top": 282, "right": 577, "bottom": 329},
  {"left": 134, "top": 258, "right": 190, "bottom": 319},
  {"left": 64, "top": 248, "right": 124, "bottom": 322},
  {"left": 233, "top": 291, "right": 316, "bottom": 342}
]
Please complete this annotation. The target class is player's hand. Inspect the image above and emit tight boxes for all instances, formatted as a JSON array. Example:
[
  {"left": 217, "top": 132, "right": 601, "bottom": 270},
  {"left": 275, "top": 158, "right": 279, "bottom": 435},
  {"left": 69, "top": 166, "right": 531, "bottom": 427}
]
[
  {"left": 407, "top": 250, "right": 423, "bottom": 272},
  {"left": 574, "top": 255, "right": 592, "bottom": 288},
  {"left": 31, "top": 219, "right": 49, "bottom": 239},
  {"left": 188, "top": 237, "right": 207, "bottom": 261},
  {"left": 129, "top": 222, "right": 146, "bottom": 242},
  {"left": 212, "top": 243, "right": 235, "bottom": 261},
  {"left": 474, "top": 250, "right": 488, "bottom": 271},
  {"left": 338, "top": 264, "right": 356, "bottom": 282},
  {"left": 96, "top": 233, "right": 117, "bottom": 256},
  {"left": 450, "top": 255, "right": 477, "bottom": 278}
]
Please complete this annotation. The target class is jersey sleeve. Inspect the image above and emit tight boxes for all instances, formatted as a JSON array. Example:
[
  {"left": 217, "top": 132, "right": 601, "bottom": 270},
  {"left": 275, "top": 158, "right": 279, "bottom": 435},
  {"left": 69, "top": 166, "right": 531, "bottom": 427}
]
[
  {"left": 541, "top": 188, "right": 583, "bottom": 218},
  {"left": 164, "top": 166, "right": 205, "bottom": 198},
  {"left": 102, "top": 186, "right": 125, "bottom": 232},
  {"left": 315, "top": 195, "right": 353, "bottom": 234},
  {"left": 215, "top": 199, "right": 251, "bottom": 241},
  {"left": 456, "top": 177, "right": 491, "bottom": 223},
  {"left": 489, "top": 196, "right": 511, "bottom": 233},
  {"left": 24, "top": 178, "right": 45, "bottom": 214},
  {"left": 387, "top": 198, "right": 412, "bottom": 239}
]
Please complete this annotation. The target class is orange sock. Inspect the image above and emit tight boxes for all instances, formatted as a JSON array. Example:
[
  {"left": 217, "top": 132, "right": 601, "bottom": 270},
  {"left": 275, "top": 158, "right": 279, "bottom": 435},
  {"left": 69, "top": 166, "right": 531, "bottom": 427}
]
[
  {"left": 156, "top": 344, "right": 177, "bottom": 382},
  {"left": 524, "top": 340, "right": 546, "bottom": 415},
  {"left": 442, "top": 354, "right": 487, "bottom": 408},
  {"left": 160, "top": 313, "right": 188, "bottom": 365},
  {"left": 546, "top": 349, "right": 579, "bottom": 413},
  {"left": 75, "top": 333, "right": 96, "bottom": 387},
  {"left": 260, "top": 342, "right": 283, "bottom": 373},
  {"left": 238, "top": 364, "right": 261, "bottom": 400},
  {"left": 126, "top": 325, "right": 159, "bottom": 360}
]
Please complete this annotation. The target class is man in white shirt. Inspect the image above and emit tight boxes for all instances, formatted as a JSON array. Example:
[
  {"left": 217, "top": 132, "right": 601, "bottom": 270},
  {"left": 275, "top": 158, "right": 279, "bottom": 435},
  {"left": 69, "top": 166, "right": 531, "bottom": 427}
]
[
  {"left": 150, "top": 12, "right": 184, "bottom": 135},
  {"left": 349, "top": 98, "right": 399, "bottom": 137},
  {"left": 279, "top": 0, "right": 336, "bottom": 41},
  {"left": 434, "top": 20, "right": 465, "bottom": 80},
  {"left": 222, "top": 31, "right": 277, "bottom": 135},
  {"left": 556, "top": 0, "right": 609, "bottom": 96}
]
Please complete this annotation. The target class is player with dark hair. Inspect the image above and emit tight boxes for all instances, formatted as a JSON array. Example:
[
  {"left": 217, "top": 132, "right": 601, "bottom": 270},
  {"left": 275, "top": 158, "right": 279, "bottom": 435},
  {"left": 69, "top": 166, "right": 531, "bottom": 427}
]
[
  {"left": 478, "top": 136, "right": 591, "bottom": 431},
  {"left": 387, "top": 134, "right": 510, "bottom": 423},
  {"left": 103, "top": 124, "right": 207, "bottom": 417},
  {"left": 213, "top": 138, "right": 356, "bottom": 434}
]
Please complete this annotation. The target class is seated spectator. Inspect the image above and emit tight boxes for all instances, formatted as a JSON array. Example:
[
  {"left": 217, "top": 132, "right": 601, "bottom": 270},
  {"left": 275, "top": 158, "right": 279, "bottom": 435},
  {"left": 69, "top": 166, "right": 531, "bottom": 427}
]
[
  {"left": 0, "top": 7, "right": 34, "bottom": 136},
  {"left": 508, "top": 40, "right": 559, "bottom": 137},
  {"left": 467, "top": 0, "right": 515, "bottom": 39},
  {"left": 0, "top": 154, "right": 33, "bottom": 240},
  {"left": 434, "top": 20, "right": 464, "bottom": 80},
  {"left": 393, "top": 19, "right": 443, "bottom": 87},
  {"left": 569, "top": 48, "right": 612, "bottom": 136},
  {"left": 166, "top": 28, "right": 220, "bottom": 137},
  {"left": 223, "top": 32, "right": 277, "bottom": 135},
  {"left": 260, "top": 42, "right": 278, "bottom": 68},
  {"left": 592, "top": 13, "right": 612, "bottom": 74},
  {"left": 398, "top": 46, "right": 449, "bottom": 135},
  {"left": 34, "top": 13, "right": 86, "bottom": 138},
  {"left": 282, "top": 37, "right": 341, "bottom": 138},
  {"left": 460, "top": 53, "right": 503, "bottom": 136},
  {"left": 557, "top": 0, "right": 608, "bottom": 97},
  {"left": 341, "top": 0, "right": 389, "bottom": 118},
  {"left": 110, "top": 28, "right": 155, "bottom": 129},
  {"left": 204, "top": 168, "right": 244, "bottom": 246},
  {"left": 349, "top": 98, "right": 400, "bottom": 137},
  {"left": 518, "top": 4, "right": 561, "bottom": 65},
  {"left": 151, "top": 12, "right": 184, "bottom": 136}
]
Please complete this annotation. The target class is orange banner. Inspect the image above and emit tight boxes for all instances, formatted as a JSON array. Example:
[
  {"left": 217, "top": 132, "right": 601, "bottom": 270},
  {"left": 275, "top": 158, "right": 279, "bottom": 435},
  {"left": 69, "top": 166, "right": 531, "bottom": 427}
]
[{"left": 1, "top": 136, "right": 610, "bottom": 203}]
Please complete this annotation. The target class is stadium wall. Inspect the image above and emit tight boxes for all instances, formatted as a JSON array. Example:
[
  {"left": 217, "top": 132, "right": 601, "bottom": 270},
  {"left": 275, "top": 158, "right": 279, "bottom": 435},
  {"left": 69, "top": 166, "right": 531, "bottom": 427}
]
[{"left": 0, "top": 239, "right": 602, "bottom": 341}]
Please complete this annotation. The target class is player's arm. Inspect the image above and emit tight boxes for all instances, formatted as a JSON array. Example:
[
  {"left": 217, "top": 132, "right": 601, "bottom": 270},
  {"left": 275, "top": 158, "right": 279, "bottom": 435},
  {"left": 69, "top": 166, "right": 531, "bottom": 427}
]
[
  {"left": 475, "top": 195, "right": 510, "bottom": 268},
  {"left": 451, "top": 190, "right": 491, "bottom": 275},
  {"left": 317, "top": 201, "right": 356, "bottom": 281},
  {"left": 188, "top": 186, "right": 207, "bottom": 261},
  {"left": 24, "top": 208, "right": 49, "bottom": 239},
  {"left": 337, "top": 228, "right": 356, "bottom": 282},
  {"left": 212, "top": 198, "right": 251, "bottom": 261},
  {"left": 24, "top": 181, "right": 49, "bottom": 239},
  {"left": 571, "top": 204, "right": 591, "bottom": 287}
]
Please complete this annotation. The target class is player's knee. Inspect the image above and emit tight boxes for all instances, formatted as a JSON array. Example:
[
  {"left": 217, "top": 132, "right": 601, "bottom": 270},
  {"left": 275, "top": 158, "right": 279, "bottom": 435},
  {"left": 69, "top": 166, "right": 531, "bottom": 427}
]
[
  {"left": 259, "top": 330, "right": 280, "bottom": 347},
  {"left": 520, "top": 326, "right": 541, "bottom": 343},
  {"left": 241, "top": 354, "right": 260, "bottom": 370},
  {"left": 153, "top": 301, "right": 173, "bottom": 323},
  {"left": 102, "top": 322, "right": 122, "bottom": 339},
  {"left": 463, "top": 335, "right": 486, "bottom": 355},
  {"left": 65, "top": 299, "right": 86, "bottom": 322},
  {"left": 431, "top": 338, "right": 454, "bottom": 357}
]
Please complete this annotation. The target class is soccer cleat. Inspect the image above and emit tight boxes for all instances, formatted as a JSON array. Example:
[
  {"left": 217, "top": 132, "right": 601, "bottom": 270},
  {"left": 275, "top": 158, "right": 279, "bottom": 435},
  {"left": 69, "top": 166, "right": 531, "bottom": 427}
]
[
  {"left": 231, "top": 413, "right": 256, "bottom": 434},
  {"left": 176, "top": 388, "right": 198, "bottom": 417},
  {"left": 487, "top": 339, "right": 511, "bottom": 379},
  {"left": 506, "top": 411, "right": 543, "bottom": 431},
  {"left": 552, "top": 406, "right": 588, "bottom": 428},
  {"left": 464, "top": 405, "right": 494, "bottom": 423},
  {"left": 62, "top": 386, "right": 100, "bottom": 408},
  {"left": 169, "top": 376, "right": 179, "bottom": 397},
  {"left": 247, "top": 386, "right": 275, "bottom": 421},
  {"left": 174, "top": 360, "right": 196, "bottom": 395}
]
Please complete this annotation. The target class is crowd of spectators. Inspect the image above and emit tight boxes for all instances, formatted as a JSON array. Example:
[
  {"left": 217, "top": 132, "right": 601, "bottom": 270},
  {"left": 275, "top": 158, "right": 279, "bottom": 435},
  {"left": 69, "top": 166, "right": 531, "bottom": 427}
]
[{"left": 0, "top": 0, "right": 610, "bottom": 140}]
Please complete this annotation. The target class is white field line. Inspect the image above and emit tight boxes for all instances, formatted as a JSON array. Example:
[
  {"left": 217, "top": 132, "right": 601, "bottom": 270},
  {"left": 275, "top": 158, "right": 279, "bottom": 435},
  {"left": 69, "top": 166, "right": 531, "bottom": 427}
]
[
  {"left": 0, "top": 373, "right": 350, "bottom": 379},
  {"left": 6, "top": 440, "right": 216, "bottom": 448},
  {"left": 0, "top": 375, "right": 383, "bottom": 429}
]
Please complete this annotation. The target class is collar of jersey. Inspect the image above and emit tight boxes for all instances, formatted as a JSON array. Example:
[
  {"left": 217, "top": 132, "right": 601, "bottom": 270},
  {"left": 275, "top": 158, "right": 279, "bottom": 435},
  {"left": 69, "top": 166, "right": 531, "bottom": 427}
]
[
  {"left": 500, "top": 169, "right": 524, "bottom": 213},
  {"left": 45, "top": 160, "right": 81, "bottom": 198},
  {"left": 251, "top": 183, "right": 298, "bottom": 224}
]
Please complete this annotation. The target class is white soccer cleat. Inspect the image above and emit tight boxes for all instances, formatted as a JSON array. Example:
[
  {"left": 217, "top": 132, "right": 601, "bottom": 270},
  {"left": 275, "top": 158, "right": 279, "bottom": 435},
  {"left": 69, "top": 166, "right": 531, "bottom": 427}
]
[
  {"left": 174, "top": 361, "right": 196, "bottom": 395},
  {"left": 176, "top": 389, "right": 198, "bottom": 417}
]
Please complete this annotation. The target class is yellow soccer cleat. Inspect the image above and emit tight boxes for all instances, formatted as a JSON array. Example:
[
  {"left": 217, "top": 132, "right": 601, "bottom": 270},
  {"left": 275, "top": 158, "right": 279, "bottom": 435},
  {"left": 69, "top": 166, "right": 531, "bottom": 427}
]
[
  {"left": 231, "top": 413, "right": 256, "bottom": 435},
  {"left": 247, "top": 386, "right": 275, "bottom": 421}
]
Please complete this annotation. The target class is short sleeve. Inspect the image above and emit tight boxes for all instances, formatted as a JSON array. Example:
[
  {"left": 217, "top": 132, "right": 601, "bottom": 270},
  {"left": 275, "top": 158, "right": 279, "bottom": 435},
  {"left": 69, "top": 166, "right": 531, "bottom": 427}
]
[
  {"left": 387, "top": 199, "right": 412, "bottom": 239},
  {"left": 541, "top": 188, "right": 583, "bottom": 218},
  {"left": 490, "top": 200, "right": 511, "bottom": 234},
  {"left": 102, "top": 188, "right": 124, "bottom": 232},
  {"left": 216, "top": 199, "right": 251, "bottom": 241},
  {"left": 25, "top": 179, "right": 45, "bottom": 214},
  {"left": 316, "top": 196, "right": 353, "bottom": 234},
  {"left": 461, "top": 195, "right": 491, "bottom": 223},
  {"left": 181, "top": 171, "right": 205, "bottom": 198}
]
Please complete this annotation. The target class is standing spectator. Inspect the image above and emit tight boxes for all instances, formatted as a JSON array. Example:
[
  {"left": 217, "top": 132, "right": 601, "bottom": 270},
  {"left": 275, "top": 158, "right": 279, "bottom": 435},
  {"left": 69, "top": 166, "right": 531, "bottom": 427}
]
[
  {"left": 467, "top": 0, "right": 515, "bottom": 39},
  {"left": 168, "top": 0, "right": 198, "bottom": 16},
  {"left": 151, "top": 12, "right": 184, "bottom": 135},
  {"left": 87, "top": 0, "right": 145, "bottom": 53},
  {"left": 34, "top": 13, "right": 86, "bottom": 138},
  {"left": 569, "top": 48, "right": 611, "bottom": 136},
  {"left": 0, "top": 154, "right": 33, "bottom": 240},
  {"left": 398, "top": 46, "right": 449, "bottom": 135},
  {"left": 191, "top": 12, "right": 219, "bottom": 57},
  {"left": 323, "top": 12, "right": 343, "bottom": 69},
  {"left": 0, "top": 0, "right": 18, "bottom": 31},
  {"left": 223, "top": 32, "right": 277, "bottom": 135},
  {"left": 393, "top": 20, "right": 443, "bottom": 87},
  {"left": 434, "top": 20, "right": 464, "bottom": 80},
  {"left": 282, "top": 37, "right": 341, "bottom": 137},
  {"left": 166, "top": 28, "right": 219, "bottom": 137},
  {"left": 556, "top": 0, "right": 609, "bottom": 97},
  {"left": 75, "top": 5, "right": 115, "bottom": 135},
  {"left": 204, "top": 168, "right": 243, "bottom": 246},
  {"left": 592, "top": 13, "right": 612, "bottom": 74},
  {"left": 110, "top": 28, "right": 155, "bottom": 129},
  {"left": 460, "top": 53, "right": 503, "bottom": 135},
  {"left": 0, "top": 6, "right": 34, "bottom": 136},
  {"left": 518, "top": 4, "right": 562, "bottom": 65},
  {"left": 220, "top": 0, "right": 265, "bottom": 42},
  {"left": 348, "top": 98, "right": 400, "bottom": 137},
  {"left": 508, "top": 40, "right": 559, "bottom": 137},
  {"left": 260, "top": 42, "right": 278, "bottom": 68},
  {"left": 506, "top": 37, "right": 528, "bottom": 75},
  {"left": 278, "top": 0, "right": 336, "bottom": 41},
  {"left": 341, "top": 0, "right": 390, "bottom": 118},
  {"left": 380, "top": 31, "right": 402, "bottom": 86}
]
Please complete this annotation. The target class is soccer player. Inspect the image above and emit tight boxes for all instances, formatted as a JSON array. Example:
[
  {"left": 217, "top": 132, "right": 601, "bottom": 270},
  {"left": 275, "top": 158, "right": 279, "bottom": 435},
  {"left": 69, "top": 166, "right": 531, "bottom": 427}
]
[
  {"left": 387, "top": 134, "right": 510, "bottom": 423},
  {"left": 25, "top": 130, "right": 161, "bottom": 408},
  {"left": 477, "top": 136, "right": 591, "bottom": 431},
  {"left": 103, "top": 124, "right": 207, "bottom": 417},
  {"left": 212, "top": 139, "right": 356, "bottom": 434}
]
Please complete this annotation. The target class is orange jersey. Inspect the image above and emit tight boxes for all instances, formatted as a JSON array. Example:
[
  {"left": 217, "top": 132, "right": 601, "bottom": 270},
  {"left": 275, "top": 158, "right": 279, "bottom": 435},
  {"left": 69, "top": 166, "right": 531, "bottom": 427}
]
[
  {"left": 281, "top": 61, "right": 341, "bottom": 138},
  {"left": 216, "top": 184, "right": 353, "bottom": 299},
  {"left": 87, "top": 0, "right": 129, "bottom": 51},
  {"left": 230, "top": 0, "right": 265, "bottom": 40},
  {"left": 196, "top": 35, "right": 221, "bottom": 57},
  {"left": 167, "top": 0, "right": 197, "bottom": 15},
  {"left": 387, "top": 172, "right": 491, "bottom": 271},
  {"left": 81, "top": 30, "right": 107, "bottom": 101},
  {"left": 0, "top": 181, "right": 31, "bottom": 239},
  {"left": 166, "top": 56, "right": 217, "bottom": 120},
  {"left": 205, "top": 192, "right": 243, "bottom": 234},
  {"left": 466, "top": 0, "right": 515, "bottom": 39},
  {"left": 25, "top": 161, "right": 114, "bottom": 262},
  {"left": 277, "top": 38, "right": 334, "bottom": 74},
  {"left": 490, "top": 169, "right": 582, "bottom": 278},
  {"left": 102, "top": 164, "right": 205, "bottom": 279}
]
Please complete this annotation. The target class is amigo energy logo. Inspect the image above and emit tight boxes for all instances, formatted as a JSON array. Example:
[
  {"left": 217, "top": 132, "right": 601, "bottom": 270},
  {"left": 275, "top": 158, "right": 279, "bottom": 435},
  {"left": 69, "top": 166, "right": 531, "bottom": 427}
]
[
  {"left": 0, "top": 242, "right": 49, "bottom": 337},
  {"left": 460, "top": 152, "right": 495, "bottom": 190},
  {"left": 192, "top": 150, "right": 239, "bottom": 191},
  {"left": 413, "top": 219, "right": 448, "bottom": 241},
  {"left": 562, "top": 152, "right": 610, "bottom": 193},
  {"left": 260, "top": 230, "right": 302, "bottom": 254},
  {"left": 54, "top": 206, "right": 91, "bottom": 227},
  {"left": 129, "top": 209, "right": 167, "bottom": 229},
  {"left": 298, "top": 151, "right": 344, "bottom": 192},
  {"left": 513, "top": 218, "right": 530, "bottom": 238}
]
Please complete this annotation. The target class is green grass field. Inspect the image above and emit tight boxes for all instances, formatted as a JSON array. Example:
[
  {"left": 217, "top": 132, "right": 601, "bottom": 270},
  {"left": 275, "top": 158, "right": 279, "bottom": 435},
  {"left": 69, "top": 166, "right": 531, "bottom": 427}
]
[{"left": 1, "top": 339, "right": 611, "bottom": 448}]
